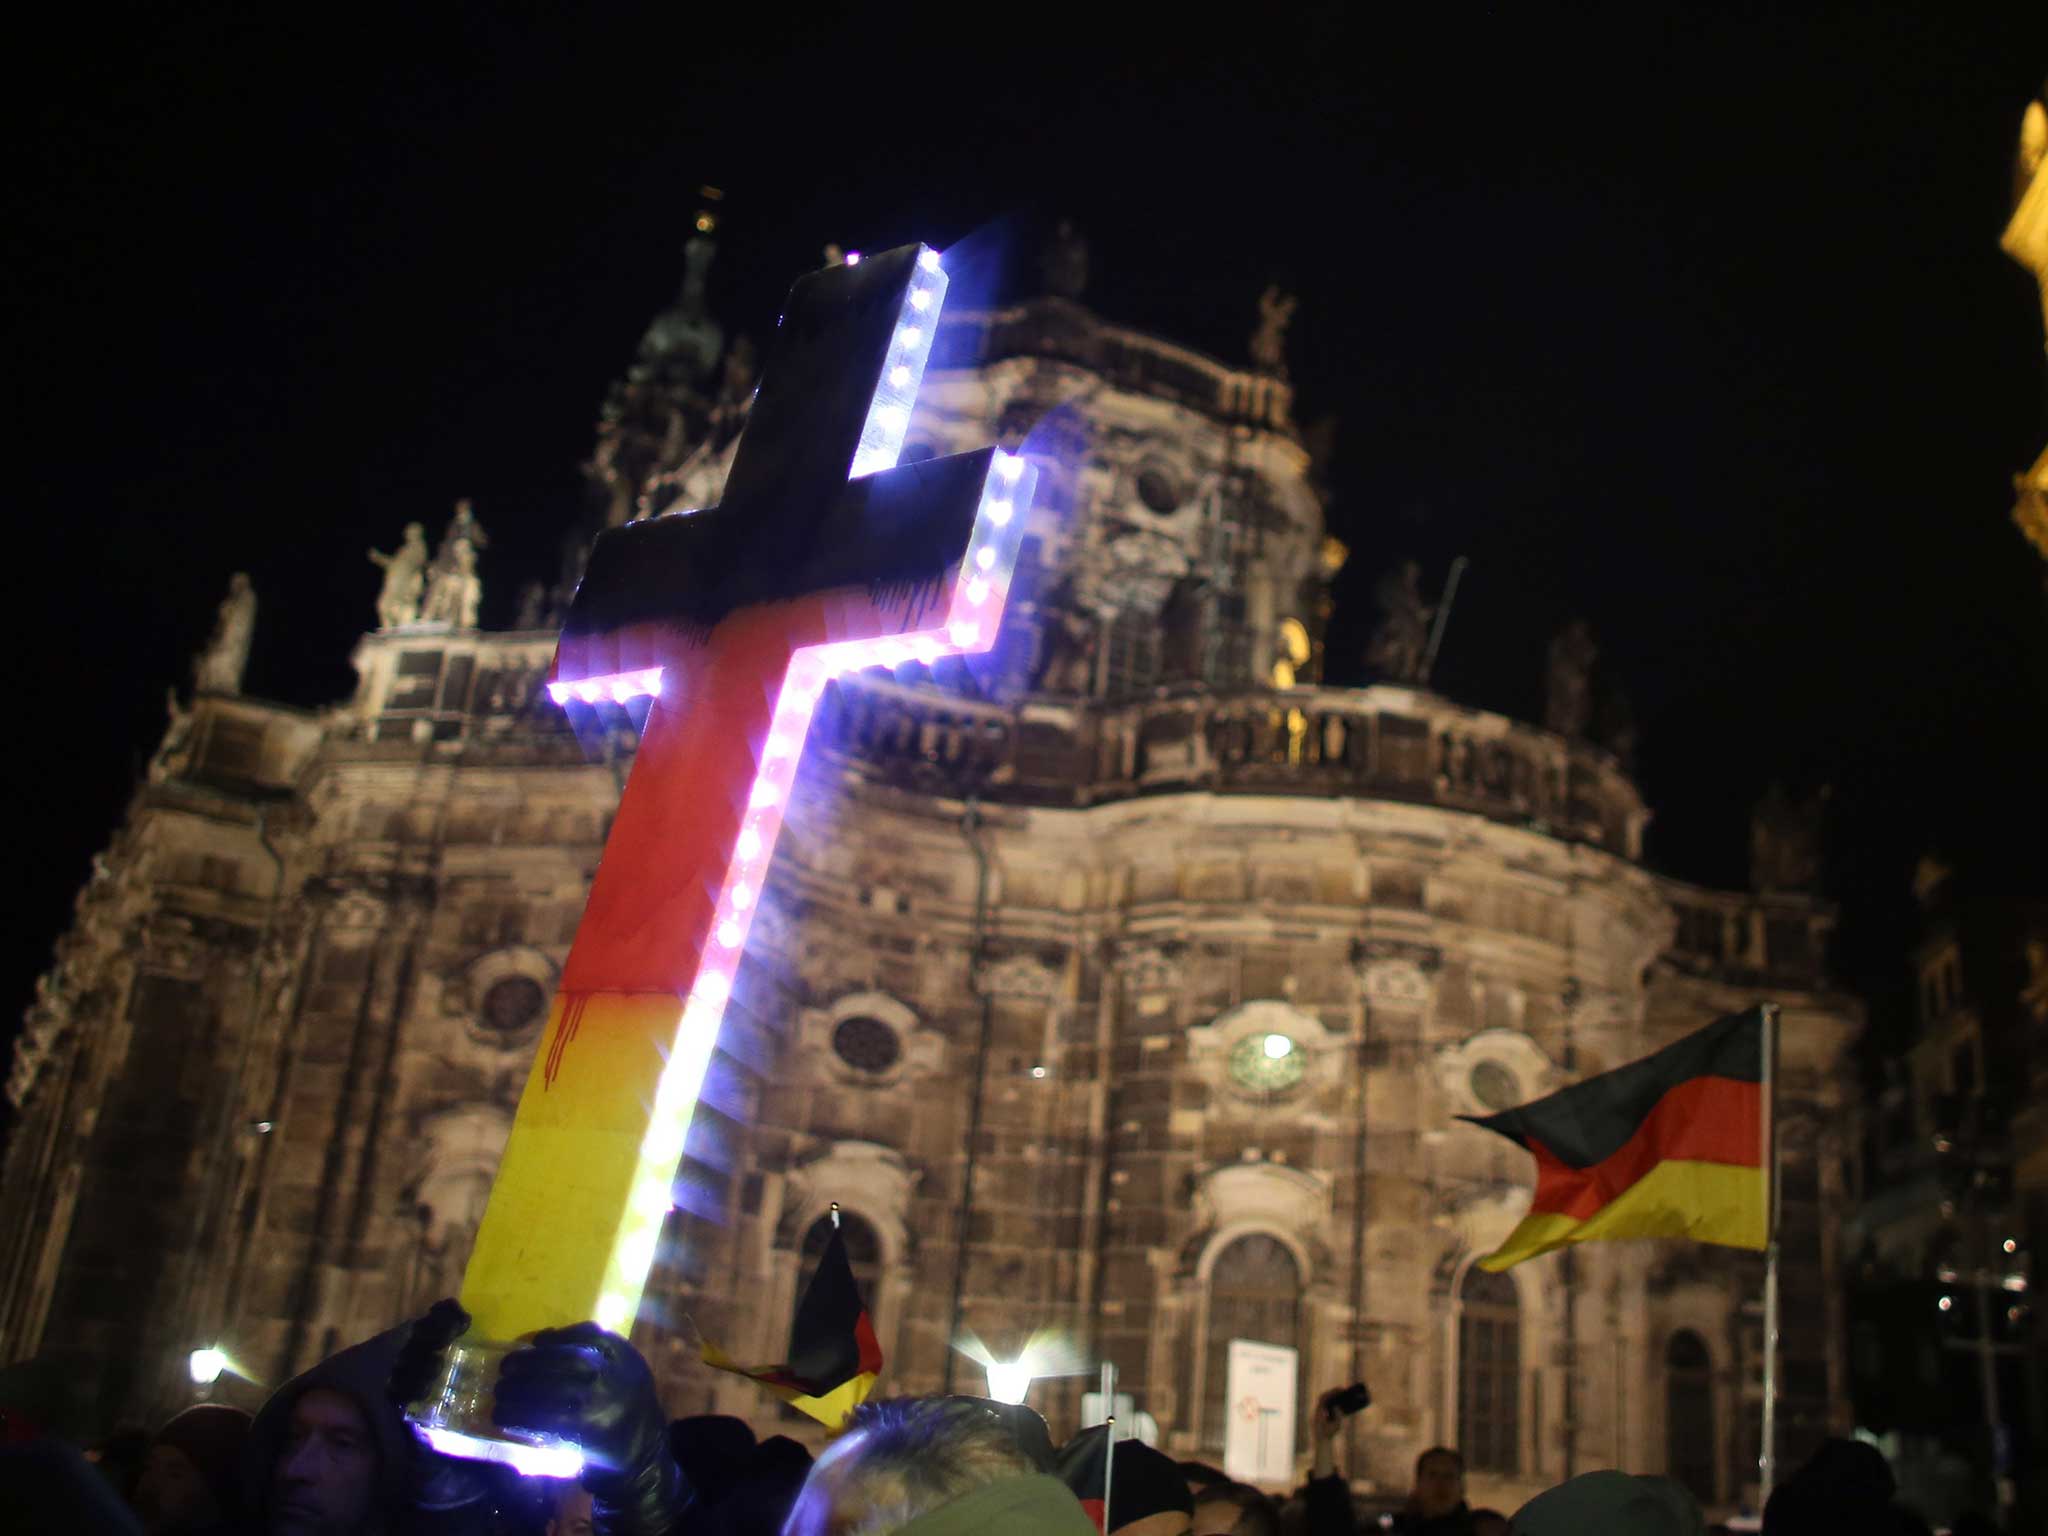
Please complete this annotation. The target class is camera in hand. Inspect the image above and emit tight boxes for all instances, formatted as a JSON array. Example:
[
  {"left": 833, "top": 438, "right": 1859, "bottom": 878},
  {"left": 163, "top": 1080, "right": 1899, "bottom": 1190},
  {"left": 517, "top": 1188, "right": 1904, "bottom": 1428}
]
[{"left": 1332, "top": 1382, "right": 1371, "bottom": 1416}]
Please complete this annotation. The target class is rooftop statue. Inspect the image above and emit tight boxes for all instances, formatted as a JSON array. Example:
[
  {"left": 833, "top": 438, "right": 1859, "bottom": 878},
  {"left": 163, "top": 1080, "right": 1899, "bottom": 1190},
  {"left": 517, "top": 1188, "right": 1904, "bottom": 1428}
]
[
  {"left": 1544, "top": 619, "right": 1597, "bottom": 738},
  {"left": 368, "top": 521, "right": 429, "bottom": 629},
  {"left": 1249, "top": 285, "right": 1298, "bottom": 379},
  {"left": 1365, "top": 561, "right": 1433, "bottom": 683},
  {"left": 193, "top": 572, "right": 256, "bottom": 695}
]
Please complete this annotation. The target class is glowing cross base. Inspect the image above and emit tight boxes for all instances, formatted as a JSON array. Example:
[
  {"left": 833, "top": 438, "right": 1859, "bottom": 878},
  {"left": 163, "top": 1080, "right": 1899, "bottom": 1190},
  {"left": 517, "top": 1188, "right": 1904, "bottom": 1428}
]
[{"left": 408, "top": 243, "right": 1035, "bottom": 1469}]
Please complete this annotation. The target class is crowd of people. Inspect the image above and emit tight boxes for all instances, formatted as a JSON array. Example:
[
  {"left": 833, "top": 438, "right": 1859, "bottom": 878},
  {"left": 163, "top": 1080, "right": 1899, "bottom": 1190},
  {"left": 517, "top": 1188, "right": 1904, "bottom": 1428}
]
[{"left": 0, "top": 1305, "right": 2009, "bottom": 1535}]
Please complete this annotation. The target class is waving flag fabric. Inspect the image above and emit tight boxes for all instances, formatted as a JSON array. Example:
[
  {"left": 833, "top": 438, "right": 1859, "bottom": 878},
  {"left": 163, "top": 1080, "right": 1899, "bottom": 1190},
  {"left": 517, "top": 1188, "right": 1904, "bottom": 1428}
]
[
  {"left": 1463, "top": 1007, "right": 1769, "bottom": 1271},
  {"left": 700, "top": 1222, "right": 882, "bottom": 1427}
]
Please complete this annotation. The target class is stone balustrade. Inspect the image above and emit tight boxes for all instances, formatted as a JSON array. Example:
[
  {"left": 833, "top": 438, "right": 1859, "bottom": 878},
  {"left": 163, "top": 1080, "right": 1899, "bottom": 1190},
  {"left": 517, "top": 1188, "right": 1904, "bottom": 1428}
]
[
  {"left": 935, "top": 299, "right": 1296, "bottom": 433},
  {"left": 812, "top": 676, "right": 1649, "bottom": 862}
]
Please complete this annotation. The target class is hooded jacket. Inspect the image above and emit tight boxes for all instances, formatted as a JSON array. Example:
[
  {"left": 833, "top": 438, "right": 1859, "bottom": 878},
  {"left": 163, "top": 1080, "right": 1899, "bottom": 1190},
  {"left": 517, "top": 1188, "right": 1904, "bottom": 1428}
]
[
  {"left": 242, "top": 1326, "right": 422, "bottom": 1532},
  {"left": 893, "top": 1473, "right": 1100, "bottom": 1536}
]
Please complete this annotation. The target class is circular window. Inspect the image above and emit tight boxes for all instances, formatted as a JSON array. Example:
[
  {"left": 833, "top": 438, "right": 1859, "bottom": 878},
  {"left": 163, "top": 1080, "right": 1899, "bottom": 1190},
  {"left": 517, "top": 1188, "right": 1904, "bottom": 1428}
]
[
  {"left": 1135, "top": 466, "right": 1181, "bottom": 514},
  {"left": 1469, "top": 1060, "right": 1522, "bottom": 1112},
  {"left": 480, "top": 976, "right": 547, "bottom": 1036},
  {"left": 1228, "top": 1032, "right": 1306, "bottom": 1093},
  {"left": 833, "top": 1016, "right": 902, "bottom": 1074}
]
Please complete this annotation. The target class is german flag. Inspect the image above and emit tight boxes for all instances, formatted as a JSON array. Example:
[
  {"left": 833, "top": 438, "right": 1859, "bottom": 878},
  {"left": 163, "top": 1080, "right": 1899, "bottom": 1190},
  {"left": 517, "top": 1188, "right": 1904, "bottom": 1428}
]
[
  {"left": 700, "top": 1222, "right": 883, "bottom": 1427},
  {"left": 1463, "top": 1007, "right": 1769, "bottom": 1272}
]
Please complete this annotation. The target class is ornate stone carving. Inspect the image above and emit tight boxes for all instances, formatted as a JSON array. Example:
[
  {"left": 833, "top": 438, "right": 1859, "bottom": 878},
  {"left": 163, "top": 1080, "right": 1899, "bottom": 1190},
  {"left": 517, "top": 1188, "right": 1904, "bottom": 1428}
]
[
  {"left": 193, "top": 573, "right": 256, "bottom": 695},
  {"left": 1434, "top": 1029, "right": 1562, "bottom": 1118},
  {"left": 783, "top": 1140, "right": 920, "bottom": 1263},
  {"left": 368, "top": 523, "right": 429, "bottom": 629},
  {"left": 977, "top": 953, "right": 1060, "bottom": 1000},
  {"left": 1359, "top": 957, "right": 1434, "bottom": 1007},
  {"left": 1191, "top": 1161, "right": 1330, "bottom": 1251},
  {"left": 1116, "top": 944, "right": 1186, "bottom": 995}
]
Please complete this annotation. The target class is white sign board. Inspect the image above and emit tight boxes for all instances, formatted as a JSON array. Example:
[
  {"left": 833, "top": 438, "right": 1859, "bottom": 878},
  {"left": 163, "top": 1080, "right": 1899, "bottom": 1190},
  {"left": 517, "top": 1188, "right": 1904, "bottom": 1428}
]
[{"left": 1223, "top": 1339, "right": 1298, "bottom": 1486}]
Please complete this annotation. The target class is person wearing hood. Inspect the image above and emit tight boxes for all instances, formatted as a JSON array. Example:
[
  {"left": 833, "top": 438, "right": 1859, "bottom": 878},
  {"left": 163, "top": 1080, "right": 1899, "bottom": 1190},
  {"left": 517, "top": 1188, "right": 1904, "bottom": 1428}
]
[
  {"left": 244, "top": 1325, "right": 424, "bottom": 1535},
  {"left": 785, "top": 1395, "right": 1095, "bottom": 1536},
  {"left": 131, "top": 1403, "right": 252, "bottom": 1534}
]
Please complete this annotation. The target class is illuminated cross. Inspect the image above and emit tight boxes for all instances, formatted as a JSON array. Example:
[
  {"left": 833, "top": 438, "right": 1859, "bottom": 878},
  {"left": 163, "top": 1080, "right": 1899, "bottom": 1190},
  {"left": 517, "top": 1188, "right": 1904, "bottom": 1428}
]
[{"left": 445, "top": 244, "right": 1034, "bottom": 1380}]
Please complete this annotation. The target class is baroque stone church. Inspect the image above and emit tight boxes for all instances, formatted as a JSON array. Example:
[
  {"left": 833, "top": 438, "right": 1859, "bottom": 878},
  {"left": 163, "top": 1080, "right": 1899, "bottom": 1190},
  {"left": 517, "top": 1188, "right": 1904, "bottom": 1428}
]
[{"left": 0, "top": 219, "right": 1861, "bottom": 1515}]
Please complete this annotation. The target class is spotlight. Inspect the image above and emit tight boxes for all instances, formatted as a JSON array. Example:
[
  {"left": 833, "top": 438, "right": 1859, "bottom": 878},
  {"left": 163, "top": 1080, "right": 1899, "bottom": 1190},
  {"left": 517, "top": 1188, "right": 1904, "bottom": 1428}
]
[
  {"left": 985, "top": 1360, "right": 1034, "bottom": 1405},
  {"left": 188, "top": 1347, "right": 227, "bottom": 1385}
]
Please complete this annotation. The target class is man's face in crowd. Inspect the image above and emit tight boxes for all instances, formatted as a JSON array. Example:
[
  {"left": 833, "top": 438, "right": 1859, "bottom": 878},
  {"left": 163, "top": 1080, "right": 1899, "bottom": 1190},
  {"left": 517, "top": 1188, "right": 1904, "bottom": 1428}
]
[
  {"left": 132, "top": 1443, "right": 220, "bottom": 1534},
  {"left": 1412, "top": 1452, "right": 1464, "bottom": 1519},
  {"left": 546, "top": 1484, "right": 596, "bottom": 1536},
  {"left": 273, "top": 1387, "right": 378, "bottom": 1535}
]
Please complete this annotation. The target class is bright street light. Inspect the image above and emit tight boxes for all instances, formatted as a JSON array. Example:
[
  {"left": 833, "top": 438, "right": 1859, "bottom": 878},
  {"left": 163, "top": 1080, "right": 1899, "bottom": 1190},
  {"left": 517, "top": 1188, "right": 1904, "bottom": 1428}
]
[{"left": 188, "top": 1347, "right": 227, "bottom": 1385}]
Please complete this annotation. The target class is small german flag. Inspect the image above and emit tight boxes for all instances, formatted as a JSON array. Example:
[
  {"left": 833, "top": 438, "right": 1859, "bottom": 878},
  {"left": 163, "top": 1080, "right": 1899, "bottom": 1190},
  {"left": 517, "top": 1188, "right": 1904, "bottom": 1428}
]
[
  {"left": 700, "top": 1222, "right": 883, "bottom": 1428},
  {"left": 1463, "top": 1007, "right": 1770, "bottom": 1272}
]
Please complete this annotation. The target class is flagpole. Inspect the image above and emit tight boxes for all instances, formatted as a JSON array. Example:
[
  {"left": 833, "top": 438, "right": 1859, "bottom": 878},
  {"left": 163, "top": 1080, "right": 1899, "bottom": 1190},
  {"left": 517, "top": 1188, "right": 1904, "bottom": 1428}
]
[
  {"left": 1101, "top": 1360, "right": 1117, "bottom": 1536},
  {"left": 1758, "top": 1003, "right": 1782, "bottom": 1505}
]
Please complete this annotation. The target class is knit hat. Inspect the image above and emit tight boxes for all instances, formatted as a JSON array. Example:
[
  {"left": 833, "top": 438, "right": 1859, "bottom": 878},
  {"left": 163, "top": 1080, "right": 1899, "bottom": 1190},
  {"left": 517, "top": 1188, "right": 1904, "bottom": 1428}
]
[
  {"left": 153, "top": 1404, "right": 252, "bottom": 1520},
  {"left": 1057, "top": 1426, "right": 1193, "bottom": 1535}
]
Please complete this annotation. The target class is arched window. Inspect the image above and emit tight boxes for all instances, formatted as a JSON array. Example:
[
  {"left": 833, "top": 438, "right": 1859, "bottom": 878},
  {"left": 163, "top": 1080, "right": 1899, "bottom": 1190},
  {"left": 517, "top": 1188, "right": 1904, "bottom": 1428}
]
[
  {"left": 1458, "top": 1267, "right": 1521, "bottom": 1474},
  {"left": 1666, "top": 1330, "right": 1715, "bottom": 1501},
  {"left": 1202, "top": 1235, "right": 1302, "bottom": 1452},
  {"left": 790, "top": 1212, "right": 880, "bottom": 1358}
]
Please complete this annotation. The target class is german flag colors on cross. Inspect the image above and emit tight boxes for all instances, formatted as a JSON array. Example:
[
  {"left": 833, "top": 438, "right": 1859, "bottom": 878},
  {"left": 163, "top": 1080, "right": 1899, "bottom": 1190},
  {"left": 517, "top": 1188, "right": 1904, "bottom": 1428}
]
[{"left": 1462, "top": 1007, "right": 1769, "bottom": 1272}]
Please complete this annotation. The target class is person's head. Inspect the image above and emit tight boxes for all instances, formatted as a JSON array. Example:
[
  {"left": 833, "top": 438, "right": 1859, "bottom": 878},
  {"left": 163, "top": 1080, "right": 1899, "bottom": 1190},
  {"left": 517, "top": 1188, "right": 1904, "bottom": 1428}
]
[
  {"left": 1192, "top": 1482, "right": 1278, "bottom": 1536},
  {"left": 669, "top": 1415, "right": 759, "bottom": 1510},
  {"left": 245, "top": 1324, "right": 419, "bottom": 1536},
  {"left": 132, "top": 1404, "right": 251, "bottom": 1534},
  {"left": 1410, "top": 1448, "right": 1464, "bottom": 1519},
  {"left": 701, "top": 1435, "right": 815, "bottom": 1536},
  {"left": 786, "top": 1397, "right": 1038, "bottom": 1536},
  {"left": 1469, "top": 1509, "right": 1508, "bottom": 1536},
  {"left": 545, "top": 1483, "right": 595, "bottom": 1536},
  {"left": 272, "top": 1387, "right": 379, "bottom": 1535}
]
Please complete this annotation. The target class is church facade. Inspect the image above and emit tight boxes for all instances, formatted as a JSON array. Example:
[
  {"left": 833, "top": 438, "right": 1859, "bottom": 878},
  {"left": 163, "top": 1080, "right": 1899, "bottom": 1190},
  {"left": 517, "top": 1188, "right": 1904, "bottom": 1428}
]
[{"left": 1, "top": 243, "right": 1860, "bottom": 1514}]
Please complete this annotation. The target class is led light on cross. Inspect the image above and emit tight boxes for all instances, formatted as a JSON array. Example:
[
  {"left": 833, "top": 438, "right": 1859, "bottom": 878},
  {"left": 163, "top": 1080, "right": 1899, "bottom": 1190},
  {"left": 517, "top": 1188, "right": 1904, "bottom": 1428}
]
[{"left": 406, "top": 243, "right": 1036, "bottom": 1472}]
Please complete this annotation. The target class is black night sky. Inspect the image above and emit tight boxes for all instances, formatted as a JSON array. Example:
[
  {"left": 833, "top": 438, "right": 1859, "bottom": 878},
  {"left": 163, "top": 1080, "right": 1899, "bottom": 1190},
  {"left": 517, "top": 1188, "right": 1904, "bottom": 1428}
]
[{"left": 8, "top": 4, "right": 2047, "bottom": 1073}]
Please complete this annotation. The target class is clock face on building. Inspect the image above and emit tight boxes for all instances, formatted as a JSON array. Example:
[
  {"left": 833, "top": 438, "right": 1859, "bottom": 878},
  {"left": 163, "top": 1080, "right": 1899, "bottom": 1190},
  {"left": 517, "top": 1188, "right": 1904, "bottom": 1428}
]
[{"left": 1228, "top": 1031, "right": 1306, "bottom": 1093}]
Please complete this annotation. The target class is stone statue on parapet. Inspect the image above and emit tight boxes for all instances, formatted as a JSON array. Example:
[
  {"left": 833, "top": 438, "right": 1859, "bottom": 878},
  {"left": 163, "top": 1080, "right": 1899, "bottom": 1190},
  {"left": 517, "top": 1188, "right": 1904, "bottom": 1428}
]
[
  {"left": 149, "top": 687, "right": 196, "bottom": 783},
  {"left": 513, "top": 581, "right": 550, "bottom": 632},
  {"left": 1249, "top": 286, "right": 1298, "bottom": 378},
  {"left": 1042, "top": 219, "right": 1089, "bottom": 300},
  {"left": 422, "top": 501, "right": 485, "bottom": 629},
  {"left": 193, "top": 572, "right": 256, "bottom": 694},
  {"left": 1365, "top": 561, "right": 1434, "bottom": 683},
  {"left": 1544, "top": 619, "right": 1597, "bottom": 737},
  {"left": 368, "top": 522, "right": 429, "bottom": 629},
  {"left": 1750, "top": 782, "right": 1830, "bottom": 895}
]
